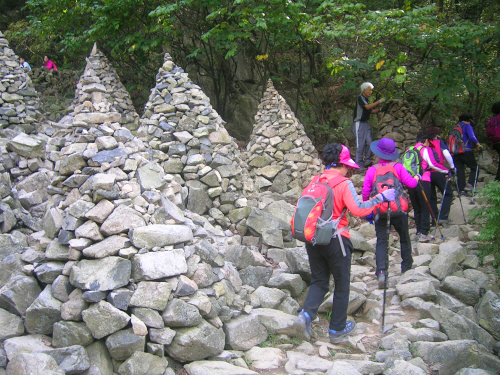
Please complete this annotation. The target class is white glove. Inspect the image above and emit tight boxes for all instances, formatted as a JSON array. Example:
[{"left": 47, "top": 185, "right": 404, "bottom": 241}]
[{"left": 378, "top": 97, "right": 386, "bottom": 104}]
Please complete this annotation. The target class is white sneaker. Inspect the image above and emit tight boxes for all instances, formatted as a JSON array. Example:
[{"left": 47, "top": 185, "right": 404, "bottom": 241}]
[{"left": 418, "top": 234, "right": 432, "bottom": 242}]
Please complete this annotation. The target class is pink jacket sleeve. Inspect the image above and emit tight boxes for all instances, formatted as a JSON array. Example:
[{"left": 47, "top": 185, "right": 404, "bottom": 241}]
[
  {"left": 362, "top": 166, "right": 377, "bottom": 201},
  {"left": 394, "top": 163, "right": 418, "bottom": 189}
]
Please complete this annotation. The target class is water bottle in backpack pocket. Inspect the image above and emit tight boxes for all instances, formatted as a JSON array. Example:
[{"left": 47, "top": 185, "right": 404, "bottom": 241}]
[
  {"left": 370, "top": 162, "right": 408, "bottom": 218},
  {"left": 291, "top": 174, "right": 347, "bottom": 246}
]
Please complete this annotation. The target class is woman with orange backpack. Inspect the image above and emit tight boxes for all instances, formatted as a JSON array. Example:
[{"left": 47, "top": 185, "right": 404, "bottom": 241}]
[
  {"left": 293, "top": 143, "right": 396, "bottom": 344},
  {"left": 486, "top": 102, "right": 500, "bottom": 181},
  {"left": 362, "top": 138, "right": 420, "bottom": 288}
]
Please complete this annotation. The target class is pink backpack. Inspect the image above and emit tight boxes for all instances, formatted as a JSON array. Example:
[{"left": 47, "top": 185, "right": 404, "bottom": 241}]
[{"left": 486, "top": 114, "right": 500, "bottom": 145}]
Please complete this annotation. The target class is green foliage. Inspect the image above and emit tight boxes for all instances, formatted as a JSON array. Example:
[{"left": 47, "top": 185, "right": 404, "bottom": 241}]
[
  {"left": 469, "top": 181, "right": 500, "bottom": 276},
  {"left": 258, "top": 332, "right": 301, "bottom": 347}
]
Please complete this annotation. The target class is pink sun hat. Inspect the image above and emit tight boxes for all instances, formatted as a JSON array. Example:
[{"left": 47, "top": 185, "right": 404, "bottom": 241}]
[{"left": 339, "top": 145, "right": 360, "bottom": 169}]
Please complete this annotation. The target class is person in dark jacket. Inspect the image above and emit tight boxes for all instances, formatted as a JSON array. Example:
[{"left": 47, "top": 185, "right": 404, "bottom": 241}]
[{"left": 453, "top": 114, "right": 483, "bottom": 196}]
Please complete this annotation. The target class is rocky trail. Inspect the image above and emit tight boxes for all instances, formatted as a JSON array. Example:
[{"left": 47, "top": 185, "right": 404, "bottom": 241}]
[{"left": 0, "top": 31, "right": 499, "bottom": 375}]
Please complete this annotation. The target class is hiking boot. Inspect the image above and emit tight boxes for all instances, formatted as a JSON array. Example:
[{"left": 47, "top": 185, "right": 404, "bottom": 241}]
[
  {"left": 293, "top": 310, "right": 312, "bottom": 341},
  {"left": 464, "top": 183, "right": 474, "bottom": 192},
  {"left": 329, "top": 320, "right": 357, "bottom": 344},
  {"left": 377, "top": 271, "right": 386, "bottom": 289},
  {"left": 438, "top": 218, "right": 453, "bottom": 224},
  {"left": 418, "top": 233, "right": 432, "bottom": 242},
  {"left": 460, "top": 191, "right": 469, "bottom": 197}
]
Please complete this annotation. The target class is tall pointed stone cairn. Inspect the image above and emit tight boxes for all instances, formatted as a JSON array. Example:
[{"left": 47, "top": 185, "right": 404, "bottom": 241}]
[
  {"left": 137, "top": 53, "right": 253, "bottom": 230},
  {"left": 245, "top": 79, "right": 321, "bottom": 196},
  {"left": 0, "top": 31, "right": 44, "bottom": 134},
  {"left": 378, "top": 99, "right": 420, "bottom": 155},
  {"left": 62, "top": 44, "right": 139, "bottom": 131}
]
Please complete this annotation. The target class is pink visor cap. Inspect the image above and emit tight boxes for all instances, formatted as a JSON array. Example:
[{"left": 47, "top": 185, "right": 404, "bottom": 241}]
[{"left": 339, "top": 145, "right": 360, "bottom": 169}]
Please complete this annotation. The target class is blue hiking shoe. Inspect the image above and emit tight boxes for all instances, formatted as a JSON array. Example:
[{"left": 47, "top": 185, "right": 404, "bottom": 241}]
[
  {"left": 293, "top": 310, "right": 312, "bottom": 341},
  {"left": 329, "top": 320, "right": 357, "bottom": 344}
]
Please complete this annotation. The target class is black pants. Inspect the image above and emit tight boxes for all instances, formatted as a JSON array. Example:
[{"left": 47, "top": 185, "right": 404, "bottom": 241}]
[
  {"left": 430, "top": 172, "right": 453, "bottom": 221},
  {"left": 453, "top": 151, "right": 478, "bottom": 191},
  {"left": 304, "top": 236, "right": 352, "bottom": 331},
  {"left": 408, "top": 181, "right": 432, "bottom": 235},
  {"left": 375, "top": 214, "right": 413, "bottom": 275},
  {"left": 493, "top": 143, "right": 500, "bottom": 181}
]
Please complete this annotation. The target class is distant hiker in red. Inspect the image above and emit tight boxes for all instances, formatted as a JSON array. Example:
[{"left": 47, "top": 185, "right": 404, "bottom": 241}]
[
  {"left": 362, "top": 138, "right": 420, "bottom": 288},
  {"left": 427, "top": 127, "right": 456, "bottom": 224},
  {"left": 293, "top": 143, "right": 396, "bottom": 344},
  {"left": 486, "top": 102, "right": 500, "bottom": 181},
  {"left": 43, "top": 55, "right": 58, "bottom": 71}
]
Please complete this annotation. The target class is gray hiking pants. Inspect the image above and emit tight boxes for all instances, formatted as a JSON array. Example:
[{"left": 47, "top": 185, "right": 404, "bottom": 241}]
[{"left": 353, "top": 120, "right": 372, "bottom": 167}]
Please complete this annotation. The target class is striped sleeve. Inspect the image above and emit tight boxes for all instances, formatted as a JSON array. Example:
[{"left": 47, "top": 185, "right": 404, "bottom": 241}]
[{"left": 341, "top": 180, "right": 384, "bottom": 217}]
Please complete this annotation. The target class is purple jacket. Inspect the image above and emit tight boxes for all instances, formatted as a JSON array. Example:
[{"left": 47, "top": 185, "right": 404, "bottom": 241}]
[{"left": 362, "top": 159, "right": 418, "bottom": 201}]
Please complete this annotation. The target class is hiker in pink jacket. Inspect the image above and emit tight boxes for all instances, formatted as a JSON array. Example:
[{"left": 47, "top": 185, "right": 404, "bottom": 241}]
[
  {"left": 43, "top": 56, "right": 58, "bottom": 71},
  {"left": 362, "top": 138, "right": 419, "bottom": 287},
  {"left": 407, "top": 130, "right": 449, "bottom": 242}
]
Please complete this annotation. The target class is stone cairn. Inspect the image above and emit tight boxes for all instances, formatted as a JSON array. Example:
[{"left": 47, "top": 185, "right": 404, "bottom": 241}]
[
  {"left": 61, "top": 44, "right": 139, "bottom": 131},
  {"left": 137, "top": 53, "right": 254, "bottom": 232},
  {"left": 0, "top": 34, "right": 500, "bottom": 374},
  {"left": 378, "top": 99, "right": 421, "bottom": 155},
  {"left": 0, "top": 31, "right": 44, "bottom": 135},
  {"left": 245, "top": 79, "right": 322, "bottom": 196}
]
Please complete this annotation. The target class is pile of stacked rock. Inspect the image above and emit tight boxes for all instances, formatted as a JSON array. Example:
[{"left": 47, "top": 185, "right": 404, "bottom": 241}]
[
  {"left": 244, "top": 79, "right": 322, "bottom": 197},
  {"left": 60, "top": 44, "right": 139, "bottom": 131},
  {"left": 0, "top": 45, "right": 311, "bottom": 374},
  {"left": 136, "top": 53, "right": 254, "bottom": 232},
  {"left": 0, "top": 31, "right": 44, "bottom": 134},
  {"left": 377, "top": 99, "right": 421, "bottom": 155}
]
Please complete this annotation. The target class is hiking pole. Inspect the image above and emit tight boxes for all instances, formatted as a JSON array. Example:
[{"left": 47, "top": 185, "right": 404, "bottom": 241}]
[
  {"left": 417, "top": 180, "right": 445, "bottom": 240},
  {"left": 380, "top": 183, "right": 393, "bottom": 334},
  {"left": 471, "top": 166, "right": 480, "bottom": 204},
  {"left": 433, "top": 177, "right": 450, "bottom": 239},
  {"left": 453, "top": 176, "right": 467, "bottom": 224}
]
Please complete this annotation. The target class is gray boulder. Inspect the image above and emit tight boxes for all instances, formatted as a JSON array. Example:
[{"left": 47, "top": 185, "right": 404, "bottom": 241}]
[
  {"left": 326, "top": 361, "right": 362, "bottom": 375},
  {"left": 3, "top": 334, "right": 52, "bottom": 361},
  {"left": 7, "top": 133, "right": 46, "bottom": 159},
  {"left": 6, "top": 352, "right": 64, "bottom": 375},
  {"left": 441, "top": 276, "right": 480, "bottom": 306},
  {"left": 129, "top": 281, "right": 171, "bottom": 311},
  {"left": 82, "top": 235, "right": 130, "bottom": 258},
  {"left": 81, "top": 301, "right": 130, "bottom": 339},
  {"left": 70, "top": 256, "right": 131, "bottom": 291},
  {"left": 285, "top": 247, "right": 311, "bottom": 281},
  {"left": 81, "top": 340, "right": 113, "bottom": 375},
  {"left": 410, "top": 340, "right": 500, "bottom": 375},
  {"left": 223, "top": 314, "right": 268, "bottom": 350},
  {"left": 429, "top": 305, "right": 495, "bottom": 350},
  {"left": 130, "top": 224, "right": 193, "bottom": 249},
  {"left": 52, "top": 321, "right": 94, "bottom": 348},
  {"left": 38, "top": 345, "right": 90, "bottom": 374},
  {"left": 165, "top": 319, "right": 225, "bottom": 362},
  {"left": 239, "top": 266, "right": 272, "bottom": 289},
  {"left": 0, "top": 307, "right": 24, "bottom": 341},
  {"left": 100, "top": 205, "right": 146, "bottom": 236},
  {"left": 184, "top": 361, "right": 259, "bottom": 375},
  {"left": 0, "top": 275, "right": 41, "bottom": 315},
  {"left": 105, "top": 328, "right": 146, "bottom": 361},
  {"left": 24, "top": 285, "right": 62, "bottom": 334},
  {"left": 267, "top": 273, "right": 306, "bottom": 297},
  {"left": 131, "top": 249, "right": 187, "bottom": 281},
  {"left": 117, "top": 351, "right": 169, "bottom": 375},
  {"left": 477, "top": 290, "right": 500, "bottom": 340},
  {"left": 162, "top": 299, "right": 202, "bottom": 327}
]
